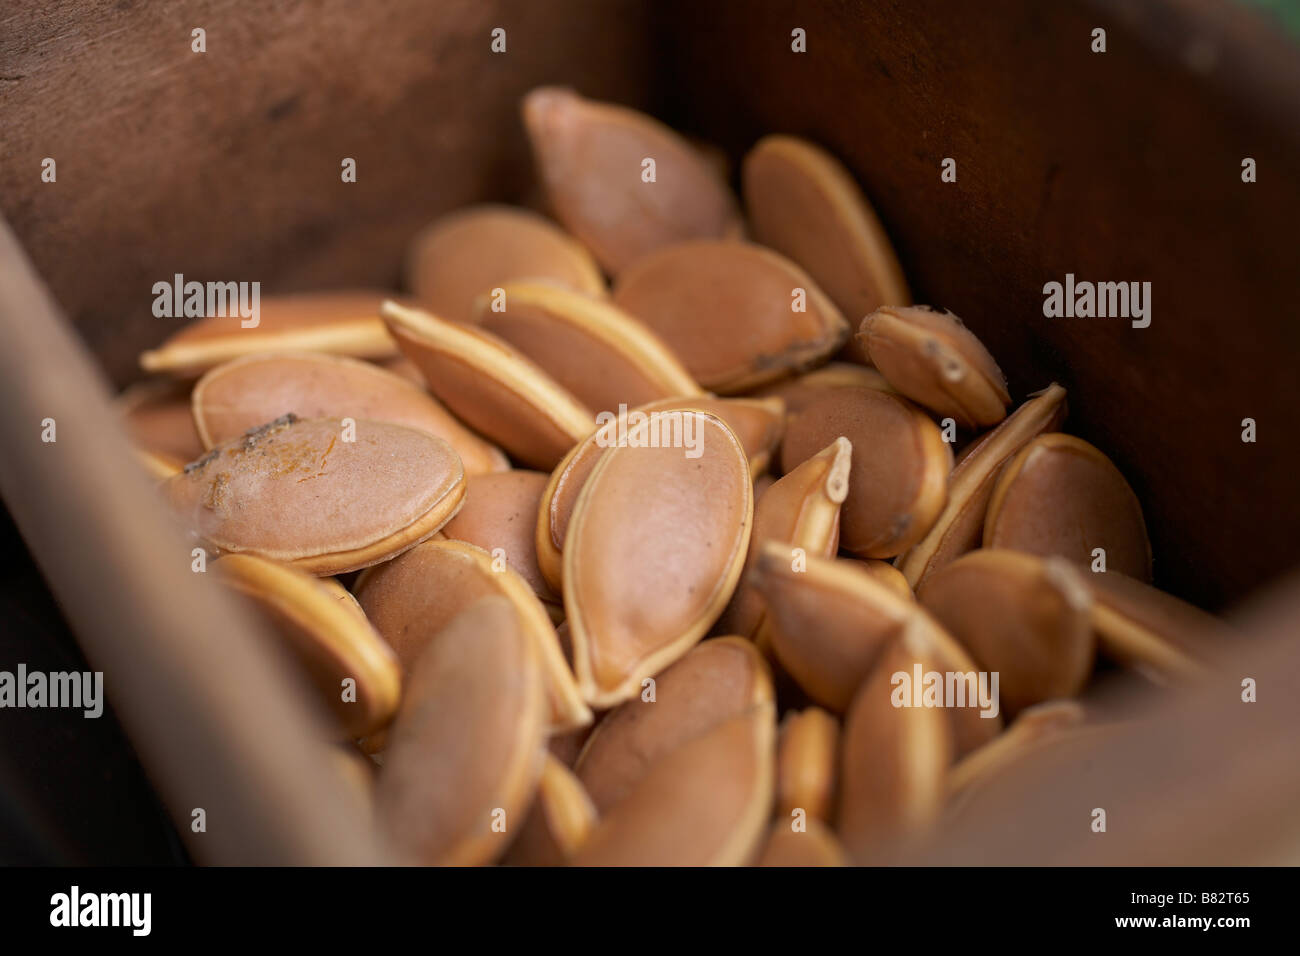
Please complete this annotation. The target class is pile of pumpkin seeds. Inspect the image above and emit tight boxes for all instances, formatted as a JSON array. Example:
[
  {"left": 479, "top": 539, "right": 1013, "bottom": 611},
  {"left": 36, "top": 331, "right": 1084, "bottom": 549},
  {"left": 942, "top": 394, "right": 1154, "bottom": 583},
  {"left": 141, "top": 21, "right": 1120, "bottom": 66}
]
[{"left": 121, "top": 87, "right": 1230, "bottom": 866}]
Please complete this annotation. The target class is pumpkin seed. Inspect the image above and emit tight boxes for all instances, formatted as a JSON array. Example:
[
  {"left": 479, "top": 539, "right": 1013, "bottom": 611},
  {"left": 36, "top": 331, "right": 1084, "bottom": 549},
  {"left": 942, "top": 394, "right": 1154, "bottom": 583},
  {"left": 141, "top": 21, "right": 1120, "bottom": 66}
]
[
  {"left": 522, "top": 87, "right": 742, "bottom": 275},
  {"left": 503, "top": 752, "right": 599, "bottom": 867},
  {"left": 849, "top": 559, "right": 915, "bottom": 603},
  {"left": 613, "top": 239, "right": 849, "bottom": 393},
  {"left": 406, "top": 204, "right": 605, "bottom": 323},
  {"left": 191, "top": 351, "right": 508, "bottom": 474},
  {"left": 743, "top": 134, "right": 910, "bottom": 333},
  {"left": 984, "top": 432, "right": 1152, "bottom": 582},
  {"left": 775, "top": 706, "right": 840, "bottom": 823},
  {"left": 441, "top": 469, "right": 559, "bottom": 608},
  {"left": 858, "top": 305, "right": 1010, "bottom": 428},
  {"left": 717, "top": 436, "right": 850, "bottom": 639},
  {"left": 897, "top": 383, "right": 1068, "bottom": 588},
  {"left": 476, "top": 280, "right": 702, "bottom": 410},
  {"left": 1086, "top": 570, "right": 1227, "bottom": 679},
  {"left": 535, "top": 396, "right": 781, "bottom": 593},
  {"left": 780, "top": 386, "right": 950, "bottom": 558},
  {"left": 752, "top": 543, "right": 998, "bottom": 755},
  {"left": 574, "top": 636, "right": 772, "bottom": 813},
  {"left": 380, "top": 300, "right": 595, "bottom": 469},
  {"left": 570, "top": 703, "right": 775, "bottom": 866},
  {"left": 116, "top": 378, "right": 205, "bottom": 462},
  {"left": 376, "top": 596, "right": 546, "bottom": 865},
  {"left": 946, "top": 699, "right": 1086, "bottom": 801},
  {"left": 755, "top": 818, "right": 849, "bottom": 867},
  {"left": 918, "top": 550, "right": 1096, "bottom": 716},
  {"left": 139, "top": 290, "right": 405, "bottom": 376},
  {"left": 564, "top": 411, "right": 752, "bottom": 708},
  {"left": 837, "top": 623, "right": 952, "bottom": 862},
  {"left": 215, "top": 553, "right": 400, "bottom": 737},
  {"left": 162, "top": 415, "right": 465, "bottom": 575},
  {"left": 354, "top": 538, "right": 591, "bottom": 733}
]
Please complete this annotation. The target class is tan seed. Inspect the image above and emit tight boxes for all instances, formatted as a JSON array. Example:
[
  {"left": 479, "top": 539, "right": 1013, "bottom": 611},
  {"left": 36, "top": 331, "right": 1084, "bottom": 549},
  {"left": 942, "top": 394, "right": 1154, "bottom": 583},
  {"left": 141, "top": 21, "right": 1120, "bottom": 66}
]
[
  {"left": 162, "top": 416, "right": 465, "bottom": 575},
  {"left": 381, "top": 300, "right": 595, "bottom": 469},
  {"left": 613, "top": 239, "right": 849, "bottom": 393},
  {"left": 139, "top": 290, "right": 406, "bottom": 376},
  {"left": 574, "top": 637, "right": 773, "bottom": 813},
  {"left": 859, "top": 305, "right": 1010, "bottom": 428},
  {"left": 441, "top": 470, "right": 559, "bottom": 607},
  {"left": 897, "top": 383, "right": 1068, "bottom": 588},
  {"left": 775, "top": 707, "right": 840, "bottom": 823},
  {"left": 918, "top": 549, "right": 1096, "bottom": 716},
  {"left": 947, "top": 700, "right": 1086, "bottom": 802},
  {"left": 743, "top": 134, "right": 910, "bottom": 330},
  {"left": 522, "top": 87, "right": 742, "bottom": 275},
  {"left": 354, "top": 538, "right": 591, "bottom": 733},
  {"left": 849, "top": 559, "right": 915, "bottom": 603},
  {"left": 406, "top": 204, "right": 605, "bottom": 323},
  {"left": 477, "top": 280, "right": 702, "bottom": 410},
  {"left": 535, "top": 396, "right": 780, "bottom": 593},
  {"left": 215, "top": 554, "right": 400, "bottom": 737},
  {"left": 564, "top": 412, "right": 752, "bottom": 708},
  {"left": 376, "top": 596, "right": 546, "bottom": 866},
  {"left": 1086, "top": 571, "right": 1228, "bottom": 679},
  {"left": 116, "top": 378, "right": 205, "bottom": 463},
  {"left": 717, "top": 437, "right": 850, "bottom": 639},
  {"left": 779, "top": 386, "right": 950, "bottom": 558},
  {"left": 570, "top": 704, "right": 775, "bottom": 866},
  {"left": 503, "top": 753, "right": 599, "bottom": 867},
  {"left": 985, "top": 432, "right": 1152, "bottom": 581},
  {"left": 838, "top": 626, "right": 953, "bottom": 862},
  {"left": 754, "top": 362, "right": 896, "bottom": 417},
  {"left": 191, "top": 351, "right": 508, "bottom": 474},
  {"left": 755, "top": 819, "right": 849, "bottom": 867}
]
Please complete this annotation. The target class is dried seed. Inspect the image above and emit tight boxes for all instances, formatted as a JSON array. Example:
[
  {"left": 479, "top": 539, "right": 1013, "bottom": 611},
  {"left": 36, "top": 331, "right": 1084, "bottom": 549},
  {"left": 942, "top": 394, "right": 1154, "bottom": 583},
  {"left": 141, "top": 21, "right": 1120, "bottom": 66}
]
[
  {"left": 406, "top": 204, "right": 605, "bottom": 323},
  {"left": 139, "top": 290, "right": 406, "bottom": 376},
  {"left": 441, "top": 470, "right": 559, "bottom": 607},
  {"left": 535, "top": 396, "right": 781, "bottom": 593},
  {"left": 918, "top": 550, "right": 1096, "bottom": 716},
  {"left": 897, "top": 383, "right": 1068, "bottom": 588},
  {"left": 116, "top": 378, "right": 205, "bottom": 462},
  {"left": 743, "top": 134, "right": 910, "bottom": 330},
  {"left": 751, "top": 544, "right": 913, "bottom": 712},
  {"left": 564, "top": 412, "right": 752, "bottom": 708},
  {"left": 376, "top": 596, "right": 546, "bottom": 865},
  {"left": 570, "top": 703, "right": 775, "bottom": 866},
  {"left": 381, "top": 300, "right": 595, "bottom": 469},
  {"left": 163, "top": 416, "right": 465, "bottom": 575},
  {"left": 191, "top": 351, "right": 509, "bottom": 474},
  {"left": 984, "top": 432, "right": 1152, "bottom": 582},
  {"left": 503, "top": 753, "right": 599, "bottom": 867},
  {"left": 522, "top": 87, "right": 742, "bottom": 275},
  {"left": 354, "top": 538, "right": 591, "bottom": 733},
  {"left": 858, "top": 305, "right": 1010, "bottom": 428},
  {"left": 775, "top": 706, "right": 840, "bottom": 823},
  {"left": 753, "top": 543, "right": 997, "bottom": 755},
  {"left": 849, "top": 558, "right": 915, "bottom": 603},
  {"left": 613, "top": 239, "right": 849, "bottom": 393},
  {"left": 476, "top": 280, "right": 702, "bottom": 410},
  {"left": 215, "top": 554, "right": 400, "bottom": 737},
  {"left": 947, "top": 699, "right": 1086, "bottom": 801},
  {"left": 755, "top": 819, "right": 849, "bottom": 867},
  {"left": 838, "top": 625, "right": 953, "bottom": 862},
  {"left": 1086, "top": 571, "right": 1227, "bottom": 679},
  {"left": 574, "top": 637, "right": 773, "bottom": 813},
  {"left": 779, "top": 386, "right": 950, "bottom": 558},
  {"left": 717, "top": 436, "right": 850, "bottom": 639}
]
